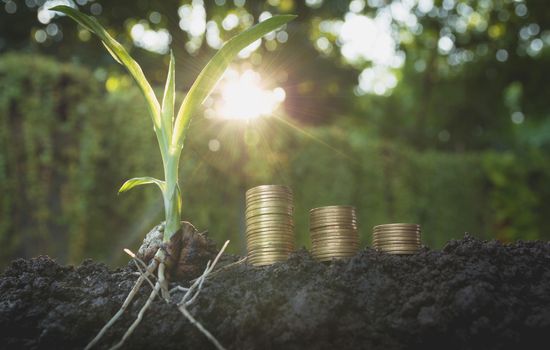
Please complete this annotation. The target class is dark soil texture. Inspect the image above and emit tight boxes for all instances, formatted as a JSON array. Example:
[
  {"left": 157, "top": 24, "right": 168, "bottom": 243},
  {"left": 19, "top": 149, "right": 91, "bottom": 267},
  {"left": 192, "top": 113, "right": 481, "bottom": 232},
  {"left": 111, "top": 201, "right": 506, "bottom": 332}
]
[{"left": 1, "top": 235, "right": 550, "bottom": 350}]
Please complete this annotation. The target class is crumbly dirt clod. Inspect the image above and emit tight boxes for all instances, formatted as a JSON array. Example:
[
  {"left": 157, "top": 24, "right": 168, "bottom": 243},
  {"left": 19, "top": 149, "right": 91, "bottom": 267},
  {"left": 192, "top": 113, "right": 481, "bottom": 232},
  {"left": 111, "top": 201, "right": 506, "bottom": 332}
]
[
  {"left": 136, "top": 221, "right": 217, "bottom": 280},
  {"left": 1, "top": 235, "right": 550, "bottom": 349}
]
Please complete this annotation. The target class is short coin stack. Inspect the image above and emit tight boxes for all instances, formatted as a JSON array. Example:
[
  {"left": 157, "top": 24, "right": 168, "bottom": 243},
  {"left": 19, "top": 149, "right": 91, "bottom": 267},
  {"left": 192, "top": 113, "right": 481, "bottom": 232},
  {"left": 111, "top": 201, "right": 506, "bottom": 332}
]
[
  {"left": 372, "top": 223, "right": 422, "bottom": 254},
  {"left": 245, "top": 185, "right": 295, "bottom": 266},
  {"left": 309, "top": 206, "right": 359, "bottom": 261}
]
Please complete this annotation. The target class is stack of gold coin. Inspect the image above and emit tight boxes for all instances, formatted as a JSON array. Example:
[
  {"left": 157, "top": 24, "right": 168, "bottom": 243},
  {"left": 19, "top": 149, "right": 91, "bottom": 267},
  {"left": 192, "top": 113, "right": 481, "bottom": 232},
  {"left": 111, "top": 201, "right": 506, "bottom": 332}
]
[
  {"left": 372, "top": 223, "right": 422, "bottom": 254},
  {"left": 309, "top": 206, "right": 359, "bottom": 261},
  {"left": 245, "top": 185, "right": 295, "bottom": 266}
]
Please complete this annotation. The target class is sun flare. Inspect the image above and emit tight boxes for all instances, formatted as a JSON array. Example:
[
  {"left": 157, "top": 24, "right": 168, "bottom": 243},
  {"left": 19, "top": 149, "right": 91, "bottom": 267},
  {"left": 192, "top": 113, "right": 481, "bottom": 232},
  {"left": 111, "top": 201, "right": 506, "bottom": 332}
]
[{"left": 213, "top": 69, "right": 285, "bottom": 120}]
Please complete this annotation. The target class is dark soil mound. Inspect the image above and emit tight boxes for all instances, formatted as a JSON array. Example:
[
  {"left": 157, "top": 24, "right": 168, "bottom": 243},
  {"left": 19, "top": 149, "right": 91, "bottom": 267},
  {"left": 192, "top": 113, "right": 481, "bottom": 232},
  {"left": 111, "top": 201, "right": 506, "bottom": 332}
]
[{"left": 1, "top": 235, "right": 549, "bottom": 350}]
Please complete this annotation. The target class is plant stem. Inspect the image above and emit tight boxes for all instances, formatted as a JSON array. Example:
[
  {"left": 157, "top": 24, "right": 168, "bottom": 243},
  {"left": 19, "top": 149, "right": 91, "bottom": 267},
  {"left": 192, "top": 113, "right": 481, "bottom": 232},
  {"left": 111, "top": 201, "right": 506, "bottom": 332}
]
[{"left": 163, "top": 148, "right": 183, "bottom": 242}]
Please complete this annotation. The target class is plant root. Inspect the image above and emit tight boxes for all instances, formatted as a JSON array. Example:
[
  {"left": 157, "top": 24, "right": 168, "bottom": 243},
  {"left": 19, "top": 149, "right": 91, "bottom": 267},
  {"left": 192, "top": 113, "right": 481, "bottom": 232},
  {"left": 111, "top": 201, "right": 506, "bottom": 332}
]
[
  {"left": 174, "top": 240, "right": 230, "bottom": 350},
  {"left": 125, "top": 249, "right": 156, "bottom": 289},
  {"left": 84, "top": 259, "right": 159, "bottom": 350},
  {"left": 110, "top": 281, "right": 162, "bottom": 350},
  {"left": 179, "top": 304, "right": 226, "bottom": 350},
  {"left": 85, "top": 224, "right": 228, "bottom": 350}
]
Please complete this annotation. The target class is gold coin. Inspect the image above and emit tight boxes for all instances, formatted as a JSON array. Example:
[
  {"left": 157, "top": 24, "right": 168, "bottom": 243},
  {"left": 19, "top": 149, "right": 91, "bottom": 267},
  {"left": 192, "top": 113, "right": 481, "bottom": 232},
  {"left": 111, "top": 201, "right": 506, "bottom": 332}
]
[
  {"left": 310, "top": 212, "right": 356, "bottom": 218},
  {"left": 246, "top": 215, "right": 293, "bottom": 225},
  {"left": 311, "top": 234, "right": 358, "bottom": 241},
  {"left": 247, "top": 235, "right": 294, "bottom": 243},
  {"left": 247, "top": 240, "right": 294, "bottom": 248},
  {"left": 247, "top": 202, "right": 293, "bottom": 211},
  {"left": 373, "top": 223, "right": 420, "bottom": 229},
  {"left": 310, "top": 205, "right": 355, "bottom": 213},
  {"left": 372, "top": 241, "right": 421, "bottom": 247},
  {"left": 246, "top": 185, "right": 292, "bottom": 196},
  {"left": 249, "top": 260, "right": 284, "bottom": 266},
  {"left": 246, "top": 232, "right": 294, "bottom": 242},
  {"left": 310, "top": 213, "right": 357, "bottom": 221},
  {"left": 372, "top": 232, "right": 421, "bottom": 238},
  {"left": 312, "top": 242, "right": 360, "bottom": 248},
  {"left": 246, "top": 188, "right": 292, "bottom": 197},
  {"left": 248, "top": 246, "right": 295, "bottom": 253},
  {"left": 247, "top": 235, "right": 294, "bottom": 242},
  {"left": 312, "top": 243, "right": 359, "bottom": 249},
  {"left": 373, "top": 244, "right": 420, "bottom": 250},
  {"left": 372, "top": 238, "right": 422, "bottom": 244},
  {"left": 375, "top": 244, "right": 420, "bottom": 248},
  {"left": 313, "top": 248, "right": 358, "bottom": 254},
  {"left": 246, "top": 231, "right": 294, "bottom": 239},
  {"left": 246, "top": 195, "right": 293, "bottom": 206},
  {"left": 310, "top": 228, "right": 358, "bottom": 235},
  {"left": 246, "top": 230, "right": 294, "bottom": 238},
  {"left": 245, "top": 207, "right": 294, "bottom": 219},
  {"left": 246, "top": 207, "right": 293, "bottom": 218},
  {"left": 312, "top": 233, "right": 359, "bottom": 239},
  {"left": 248, "top": 250, "right": 292, "bottom": 256},
  {"left": 248, "top": 249, "right": 292, "bottom": 255},
  {"left": 247, "top": 246, "right": 293, "bottom": 253},
  {"left": 247, "top": 255, "right": 292, "bottom": 262},
  {"left": 248, "top": 244, "right": 294, "bottom": 251},
  {"left": 312, "top": 247, "right": 359, "bottom": 253},
  {"left": 310, "top": 210, "right": 356, "bottom": 217},
  {"left": 372, "top": 235, "right": 422, "bottom": 241},
  {"left": 247, "top": 251, "right": 292, "bottom": 258},
  {"left": 373, "top": 229, "right": 421, "bottom": 235},
  {"left": 246, "top": 184, "right": 292, "bottom": 192},
  {"left": 373, "top": 230, "right": 421, "bottom": 235},
  {"left": 373, "top": 242, "right": 420, "bottom": 247},
  {"left": 246, "top": 228, "right": 294, "bottom": 236},
  {"left": 310, "top": 222, "right": 357, "bottom": 230},
  {"left": 246, "top": 212, "right": 293, "bottom": 220},
  {"left": 373, "top": 226, "right": 420, "bottom": 231},
  {"left": 247, "top": 217, "right": 294, "bottom": 224},
  {"left": 248, "top": 255, "right": 289, "bottom": 261},
  {"left": 309, "top": 220, "right": 357, "bottom": 230},
  {"left": 311, "top": 235, "right": 359, "bottom": 241},
  {"left": 247, "top": 222, "right": 294, "bottom": 231}
]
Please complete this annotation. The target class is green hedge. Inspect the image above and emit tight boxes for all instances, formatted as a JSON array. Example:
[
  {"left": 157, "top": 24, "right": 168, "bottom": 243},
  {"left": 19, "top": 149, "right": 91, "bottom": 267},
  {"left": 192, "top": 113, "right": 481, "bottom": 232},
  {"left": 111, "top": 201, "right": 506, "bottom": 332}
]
[
  {"left": 0, "top": 53, "right": 161, "bottom": 265},
  {"left": 1, "top": 54, "right": 548, "bottom": 266}
]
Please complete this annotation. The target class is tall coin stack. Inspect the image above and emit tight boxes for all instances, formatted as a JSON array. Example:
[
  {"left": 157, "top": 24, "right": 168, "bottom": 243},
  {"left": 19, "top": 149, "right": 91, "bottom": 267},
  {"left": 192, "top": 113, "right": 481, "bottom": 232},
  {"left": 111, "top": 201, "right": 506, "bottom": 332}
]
[
  {"left": 245, "top": 185, "right": 295, "bottom": 266},
  {"left": 372, "top": 223, "right": 422, "bottom": 254},
  {"left": 309, "top": 206, "right": 359, "bottom": 261}
]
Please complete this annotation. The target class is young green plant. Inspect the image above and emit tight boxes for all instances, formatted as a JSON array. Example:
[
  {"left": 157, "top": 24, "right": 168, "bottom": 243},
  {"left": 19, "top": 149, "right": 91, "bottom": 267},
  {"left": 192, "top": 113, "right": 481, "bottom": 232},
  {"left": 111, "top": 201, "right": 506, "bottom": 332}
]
[{"left": 51, "top": 5, "right": 295, "bottom": 350}]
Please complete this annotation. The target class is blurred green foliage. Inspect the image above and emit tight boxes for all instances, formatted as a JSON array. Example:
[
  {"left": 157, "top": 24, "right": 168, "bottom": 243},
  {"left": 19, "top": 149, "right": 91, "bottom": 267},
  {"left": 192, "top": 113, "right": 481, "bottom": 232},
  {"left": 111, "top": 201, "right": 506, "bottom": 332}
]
[
  {"left": 1, "top": 54, "right": 548, "bottom": 266},
  {"left": 0, "top": 53, "right": 161, "bottom": 265}
]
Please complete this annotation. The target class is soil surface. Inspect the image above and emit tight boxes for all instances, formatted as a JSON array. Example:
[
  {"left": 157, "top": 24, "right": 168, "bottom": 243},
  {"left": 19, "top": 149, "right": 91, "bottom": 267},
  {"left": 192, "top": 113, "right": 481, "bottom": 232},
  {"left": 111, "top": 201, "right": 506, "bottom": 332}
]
[{"left": 1, "top": 235, "right": 550, "bottom": 350}]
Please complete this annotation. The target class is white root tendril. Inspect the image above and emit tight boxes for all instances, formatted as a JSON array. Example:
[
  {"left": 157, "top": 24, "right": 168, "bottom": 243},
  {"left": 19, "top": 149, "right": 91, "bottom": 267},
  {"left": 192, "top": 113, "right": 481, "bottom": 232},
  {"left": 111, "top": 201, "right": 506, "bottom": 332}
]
[
  {"left": 133, "top": 260, "right": 156, "bottom": 289},
  {"left": 85, "top": 239, "right": 230, "bottom": 350},
  {"left": 190, "top": 256, "right": 247, "bottom": 284},
  {"left": 125, "top": 248, "right": 157, "bottom": 289},
  {"left": 179, "top": 304, "right": 226, "bottom": 350},
  {"left": 84, "top": 259, "right": 159, "bottom": 350},
  {"left": 169, "top": 285, "right": 189, "bottom": 294},
  {"left": 175, "top": 240, "right": 230, "bottom": 350},
  {"left": 110, "top": 281, "right": 162, "bottom": 350}
]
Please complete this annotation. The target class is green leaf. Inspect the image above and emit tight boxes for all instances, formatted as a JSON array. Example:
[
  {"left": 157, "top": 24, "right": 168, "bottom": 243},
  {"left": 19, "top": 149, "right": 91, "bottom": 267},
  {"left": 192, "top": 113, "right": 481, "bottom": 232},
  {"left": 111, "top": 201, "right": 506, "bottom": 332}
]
[
  {"left": 118, "top": 177, "right": 166, "bottom": 194},
  {"left": 172, "top": 14, "right": 297, "bottom": 148},
  {"left": 161, "top": 51, "right": 176, "bottom": 145},
  {"left": 50, "top": 5, "right": 161, "bottom": 130}
]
